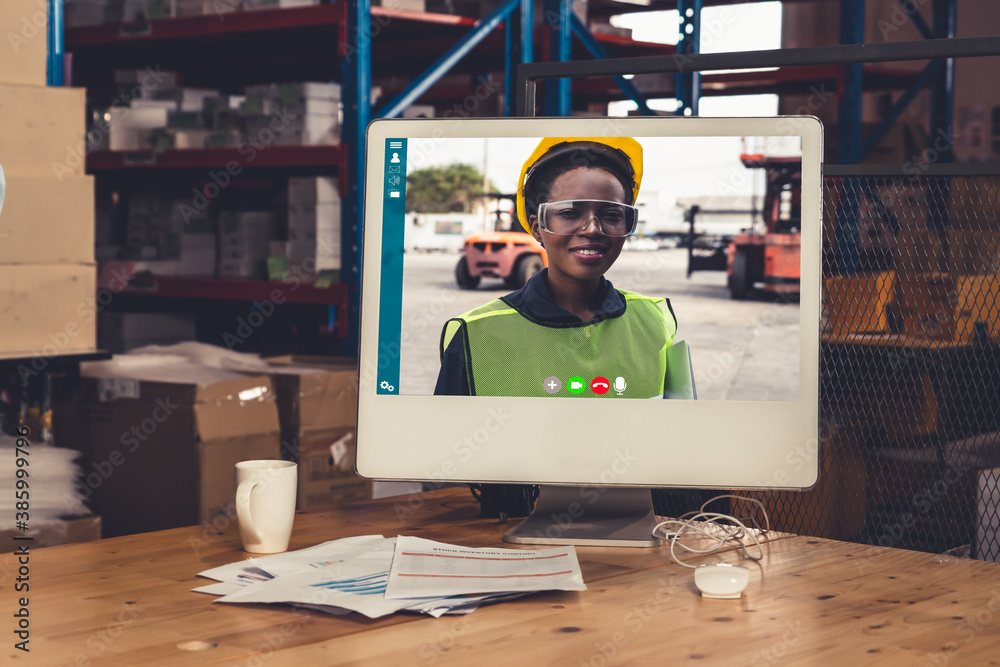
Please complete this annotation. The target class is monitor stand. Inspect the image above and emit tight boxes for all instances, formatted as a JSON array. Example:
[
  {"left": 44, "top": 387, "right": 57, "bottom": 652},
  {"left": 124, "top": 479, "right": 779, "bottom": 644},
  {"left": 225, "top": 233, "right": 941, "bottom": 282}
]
[{"left": 502, "top": 485, "right": 661, "bottom": 547}]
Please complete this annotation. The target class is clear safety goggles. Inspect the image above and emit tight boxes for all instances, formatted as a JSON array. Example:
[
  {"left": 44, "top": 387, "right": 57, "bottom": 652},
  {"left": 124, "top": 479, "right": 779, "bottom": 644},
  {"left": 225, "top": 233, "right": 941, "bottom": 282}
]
[{"left": 537, "top": 199, "right": 639, "bottom": 237}]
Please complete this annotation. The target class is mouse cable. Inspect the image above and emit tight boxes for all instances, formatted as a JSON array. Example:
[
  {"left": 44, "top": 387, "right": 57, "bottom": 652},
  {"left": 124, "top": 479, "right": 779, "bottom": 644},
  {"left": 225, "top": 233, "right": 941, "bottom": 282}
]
[{"left": 651, "top": 494, "right": 771, "bottom": 569}]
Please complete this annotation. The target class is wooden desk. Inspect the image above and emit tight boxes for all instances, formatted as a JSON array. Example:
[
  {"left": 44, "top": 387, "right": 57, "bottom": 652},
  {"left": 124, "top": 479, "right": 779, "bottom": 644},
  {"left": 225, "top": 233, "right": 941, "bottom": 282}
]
[{"left": 6, "top": 488, "right": 1000, "bottom": 665}]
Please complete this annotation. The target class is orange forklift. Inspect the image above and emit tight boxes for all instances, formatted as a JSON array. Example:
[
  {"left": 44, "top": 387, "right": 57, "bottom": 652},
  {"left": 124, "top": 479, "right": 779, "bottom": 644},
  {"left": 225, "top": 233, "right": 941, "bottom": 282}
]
[
  {"left": 455, "top": 194, "right": 547, "bottom": 290},
  {"left": 725, "top": 153, "right": 803, "bottom": 300}
]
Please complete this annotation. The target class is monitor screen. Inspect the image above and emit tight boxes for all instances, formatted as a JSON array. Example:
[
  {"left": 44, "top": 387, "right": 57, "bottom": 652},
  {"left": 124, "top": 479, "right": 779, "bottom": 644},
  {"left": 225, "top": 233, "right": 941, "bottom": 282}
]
[{"left": 357, "top": 117, "right": 821, "bottom": 496}]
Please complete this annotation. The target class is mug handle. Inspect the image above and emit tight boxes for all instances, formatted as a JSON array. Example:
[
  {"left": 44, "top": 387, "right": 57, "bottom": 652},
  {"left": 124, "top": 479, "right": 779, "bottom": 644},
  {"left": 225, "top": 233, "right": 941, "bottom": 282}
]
[{"left": 236, "top": 479, "right": 262, "bottom": 545}]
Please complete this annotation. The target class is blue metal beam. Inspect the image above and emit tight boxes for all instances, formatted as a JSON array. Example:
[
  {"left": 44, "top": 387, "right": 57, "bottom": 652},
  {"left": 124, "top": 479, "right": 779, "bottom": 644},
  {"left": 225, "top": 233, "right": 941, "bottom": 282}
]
[
  {"left": 930, "top": 0, "right": 955, "bottom": 164},
  {"left": 505, "top": 16, "right": 515, "bottom": 116},
  {"left": 47, "top": 0, "right": 64, "bottom": 85},
  {"left": 836, "top": 0, "right": 865, "bottom": 274},
  {"left": 521, "top": 0, "right": 534, "bottom": 65},
  {"left": 376, "top": 0, "right": 521, "bottom": 118},
  {"left": 837, "top": 0, "right": 865, "bottom": 164},
  {"left": 568, "top": 13, "right": 654, "bottom": 115},
  {"left": 859, "top": 60, "right": 942, "bottom": 160},
  {"left": 903, "top": 0, "right": 934, "bottom": 40},
  {"left": 341, "top": 0, "right": 372, "bottom": 354},
  {"left": 675, "top": 0, "right": 702, "bottom": 116},
  {"left": 544, "top": 0, "right": 572, "bottom": 116},
  {"left": 929, "top": 0, "right": 956, "bottom": 233}
]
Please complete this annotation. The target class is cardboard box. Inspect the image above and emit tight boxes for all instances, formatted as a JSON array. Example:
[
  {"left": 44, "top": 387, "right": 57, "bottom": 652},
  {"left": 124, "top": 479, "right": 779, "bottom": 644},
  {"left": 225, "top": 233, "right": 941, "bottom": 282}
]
[
  {"left": 0, "top": 84, "right": 87, "bottom": 177},
  {"left": 263, "top": 356, "right": 364, "bottom": 508},
  {"left": 824, "top": 271, "right": 895, "bottom": 335},
  {"left": 949, "top": 229, "right": 1000, "bottom": 276},
  {"left": 0, "top": 263, "right": 97, "bottom": 357},
  {"left": 896, "top": 271, "right": 957, "bottom": 341},
  {"left": 955, "top": 274, "right": 1000, "bottom": 344},
  {"left": 53, "top": 365, "right": 281, "bottom": 537},
  {"left": 0, "top": 515, "right": 101, "bottom": 552},
  {"left": 296, "top": 427, "right": 370, "bottom": 509},
  {"left": 0, "top": 175, "right": 95, "bottom": 264},
  {"left": 265, "top": 356, "right": 358, "bottom": 434},
  {"left": 0, "top": 0, "right": 49, "bottom": 86},
  {"left": 895, "top": 229, "right": 945, "bottom": 273},
  {"left": 950, "top": 177, "right": 1000, "bottom": 232}
]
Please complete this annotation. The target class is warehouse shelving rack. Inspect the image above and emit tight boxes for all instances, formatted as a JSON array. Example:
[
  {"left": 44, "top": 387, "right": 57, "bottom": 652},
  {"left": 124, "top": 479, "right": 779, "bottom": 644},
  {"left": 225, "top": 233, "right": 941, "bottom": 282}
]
[
  {"left": 61, "top": 0, "right": 683, "bottom": 354},
  {"left": 57, "top": 0, "right": 958, "bottom": 354}
]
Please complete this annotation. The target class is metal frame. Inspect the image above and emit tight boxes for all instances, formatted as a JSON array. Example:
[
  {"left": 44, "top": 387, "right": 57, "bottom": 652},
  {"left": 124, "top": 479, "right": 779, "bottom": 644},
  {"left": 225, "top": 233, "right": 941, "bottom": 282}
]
[
  {"left": 675, "top": 0, "right": 702, "bottom": 116},
  {"left": 543, "top": 0, "right": 572, "bottom": 116},
  {"left": 837, "top": 0, "right": 864, "bottom": 165},
  {"left": 342, "top": 0, "right": 373, "bottom": 355},
  {"left": 376, "top": 0, "right": 526, "bottom": 120},
  {"left": 516, "top": 35, "right": 1000, "bottom": 115},
  {"left": 47, "top": 0, "right": 64, "bottom": 85},
  {"left": 568, "top": 13, "right": 653, "bottom": 116},
  {"left": 826, "top": 163, "right": 1000, "bottom": 177}
]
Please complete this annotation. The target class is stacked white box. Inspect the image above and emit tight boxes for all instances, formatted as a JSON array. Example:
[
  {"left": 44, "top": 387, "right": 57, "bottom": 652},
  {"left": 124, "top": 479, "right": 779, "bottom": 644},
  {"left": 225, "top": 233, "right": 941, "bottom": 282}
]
[
  {"left": 108, "top": 102, "right": 174, "bottom": 151},
  {"left": 243, "top": 82, "right": 341, "bottom": 147},
  {"left": 244, "top": 0, "right": 319, "bottom": 9},
  {"left": 64, "top": 0, "right": 125, "bottom": 27},
  {"left": 287, "top": 177, "right": 340, "bottom": 272},
  {"left": 127, "top": 192, "right": 183, "bottom": 251},
  {"left": 219, "top": 211, "right": 271, "bottom": 279},
  {"left": 402, "top": 105, "right": 435, "bottom": 119},
  {"left": 177, "top": 234, "right": 217, "bottom": 276},
  {"left": 176, "top": 0, "right": 238, "bottom": 16},
  {"left": 114, "top": 67, "right": 179, "bottom": 101},
  {"left": 122, "top": 0, "right": 155, "bottom": 21}
]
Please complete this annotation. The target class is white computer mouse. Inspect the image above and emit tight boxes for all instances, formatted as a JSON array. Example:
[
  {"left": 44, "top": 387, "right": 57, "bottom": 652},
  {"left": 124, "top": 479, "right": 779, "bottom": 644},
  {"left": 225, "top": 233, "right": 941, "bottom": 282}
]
[{"left": 693, "top": 563, "right": 749, "bottom": 599}]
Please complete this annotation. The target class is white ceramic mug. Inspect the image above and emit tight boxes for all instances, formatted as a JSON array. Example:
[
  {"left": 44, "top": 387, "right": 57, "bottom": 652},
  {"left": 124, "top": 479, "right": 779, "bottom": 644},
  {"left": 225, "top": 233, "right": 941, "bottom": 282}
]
[{"left": 234, "top": 460, "right": 297, "bottom": 554}]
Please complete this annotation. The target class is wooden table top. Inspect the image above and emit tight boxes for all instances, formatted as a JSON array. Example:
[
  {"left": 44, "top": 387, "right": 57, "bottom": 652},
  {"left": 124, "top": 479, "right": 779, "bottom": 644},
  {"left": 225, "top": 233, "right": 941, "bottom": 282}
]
[{"left": 5, "top": 488, "right": 1000, "bottom": 665}]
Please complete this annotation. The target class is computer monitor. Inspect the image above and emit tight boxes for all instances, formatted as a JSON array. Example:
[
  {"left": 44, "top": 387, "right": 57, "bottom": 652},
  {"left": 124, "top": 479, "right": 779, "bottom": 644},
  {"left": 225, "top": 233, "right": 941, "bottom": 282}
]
[{"left": 357, "top": 116, "right": 822, "bottom": 547}]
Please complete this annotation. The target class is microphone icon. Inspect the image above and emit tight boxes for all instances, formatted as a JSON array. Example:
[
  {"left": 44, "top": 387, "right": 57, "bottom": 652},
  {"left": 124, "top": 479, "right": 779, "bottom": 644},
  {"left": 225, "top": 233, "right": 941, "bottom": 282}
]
[{"left": 614, "top": 377, "right": 627, "bottom": 395}]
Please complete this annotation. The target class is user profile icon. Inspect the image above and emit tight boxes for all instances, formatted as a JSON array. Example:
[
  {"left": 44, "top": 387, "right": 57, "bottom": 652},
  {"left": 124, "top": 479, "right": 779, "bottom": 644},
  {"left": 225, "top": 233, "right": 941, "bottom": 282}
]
[
  {"left": 567, "top": 376, "right": 585, "bottom": 394},
  {"left": 542, "top": 376, "right": 562, "bottom": 394}
]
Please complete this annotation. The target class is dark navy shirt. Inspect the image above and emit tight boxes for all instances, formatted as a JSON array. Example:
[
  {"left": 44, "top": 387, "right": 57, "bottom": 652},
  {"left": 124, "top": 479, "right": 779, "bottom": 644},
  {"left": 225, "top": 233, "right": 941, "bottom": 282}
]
[{"left": 434, "top": 269, "right": 631, "bottom": 396}]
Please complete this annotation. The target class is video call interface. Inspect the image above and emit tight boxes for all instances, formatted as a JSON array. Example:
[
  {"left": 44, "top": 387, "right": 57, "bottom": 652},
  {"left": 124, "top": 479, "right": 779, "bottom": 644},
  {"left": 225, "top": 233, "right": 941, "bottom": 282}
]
[{"left": 375, "top": 135, "right": 803, "bottom": 401}]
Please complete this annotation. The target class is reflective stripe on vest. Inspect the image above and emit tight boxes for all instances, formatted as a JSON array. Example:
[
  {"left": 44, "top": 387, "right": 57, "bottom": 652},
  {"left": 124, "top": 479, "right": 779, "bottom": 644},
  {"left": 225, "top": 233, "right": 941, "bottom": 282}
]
[{"left": 441, "top": 291, "right": 676, "bottom": 397}]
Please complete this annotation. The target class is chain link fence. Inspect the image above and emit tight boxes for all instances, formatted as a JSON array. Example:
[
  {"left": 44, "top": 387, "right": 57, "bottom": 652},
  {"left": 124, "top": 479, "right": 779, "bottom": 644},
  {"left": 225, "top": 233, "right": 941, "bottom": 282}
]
[{"left": 741, "top": 167, "right": 1000, "bottom": 561}]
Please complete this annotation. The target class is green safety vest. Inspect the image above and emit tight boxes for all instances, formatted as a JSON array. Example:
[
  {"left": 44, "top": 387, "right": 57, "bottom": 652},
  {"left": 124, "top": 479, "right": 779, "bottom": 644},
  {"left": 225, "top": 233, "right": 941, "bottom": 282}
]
[{"left": 441, "top": 290, "right": 676, "bottom": 398}]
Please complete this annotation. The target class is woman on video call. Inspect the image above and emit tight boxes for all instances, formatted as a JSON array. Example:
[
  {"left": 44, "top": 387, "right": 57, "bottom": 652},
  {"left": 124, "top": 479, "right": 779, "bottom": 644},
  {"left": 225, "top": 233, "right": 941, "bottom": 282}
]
[{"left": 434, "top": 137, "right": 677, "bottom": 398}]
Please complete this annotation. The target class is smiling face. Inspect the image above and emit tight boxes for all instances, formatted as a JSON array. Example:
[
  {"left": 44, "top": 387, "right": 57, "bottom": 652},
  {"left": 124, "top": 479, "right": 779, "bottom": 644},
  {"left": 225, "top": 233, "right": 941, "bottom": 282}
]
[{"left": 529, "top": 167, "right": 628, "bottom": 286}]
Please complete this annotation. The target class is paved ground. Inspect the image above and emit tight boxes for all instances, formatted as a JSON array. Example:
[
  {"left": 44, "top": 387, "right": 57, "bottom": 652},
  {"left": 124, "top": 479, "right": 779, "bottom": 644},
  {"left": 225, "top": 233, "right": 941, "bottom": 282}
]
[{"left": 398, "top": 248, "right": 800, "bottom": 400}]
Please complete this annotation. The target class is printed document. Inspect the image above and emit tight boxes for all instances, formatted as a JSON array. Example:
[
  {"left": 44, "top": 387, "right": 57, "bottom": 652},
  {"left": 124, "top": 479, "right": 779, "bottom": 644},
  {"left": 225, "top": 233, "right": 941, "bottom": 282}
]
[{"left": 385, "top": 536, "right": 586, "bottom": 599}]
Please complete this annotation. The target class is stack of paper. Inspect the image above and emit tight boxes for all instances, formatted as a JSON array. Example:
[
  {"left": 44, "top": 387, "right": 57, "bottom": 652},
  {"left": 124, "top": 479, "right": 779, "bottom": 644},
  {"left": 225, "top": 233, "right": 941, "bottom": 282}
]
[{"left": 194, "top": 535, "right": 586, "bottom": 619}]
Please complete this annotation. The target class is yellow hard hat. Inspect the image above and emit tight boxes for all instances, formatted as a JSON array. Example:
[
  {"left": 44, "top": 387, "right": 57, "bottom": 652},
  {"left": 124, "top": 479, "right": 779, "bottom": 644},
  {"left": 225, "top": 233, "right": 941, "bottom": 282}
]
[{"left": 516, "top": 137, "right": 644, "bottom": 233}]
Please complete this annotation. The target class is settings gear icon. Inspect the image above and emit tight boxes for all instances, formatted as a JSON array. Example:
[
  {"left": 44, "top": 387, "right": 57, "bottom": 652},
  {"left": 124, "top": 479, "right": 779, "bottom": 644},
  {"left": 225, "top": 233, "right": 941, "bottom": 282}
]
[{"left": 379, "top": 380, "right": 395, "bottom": 392}]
